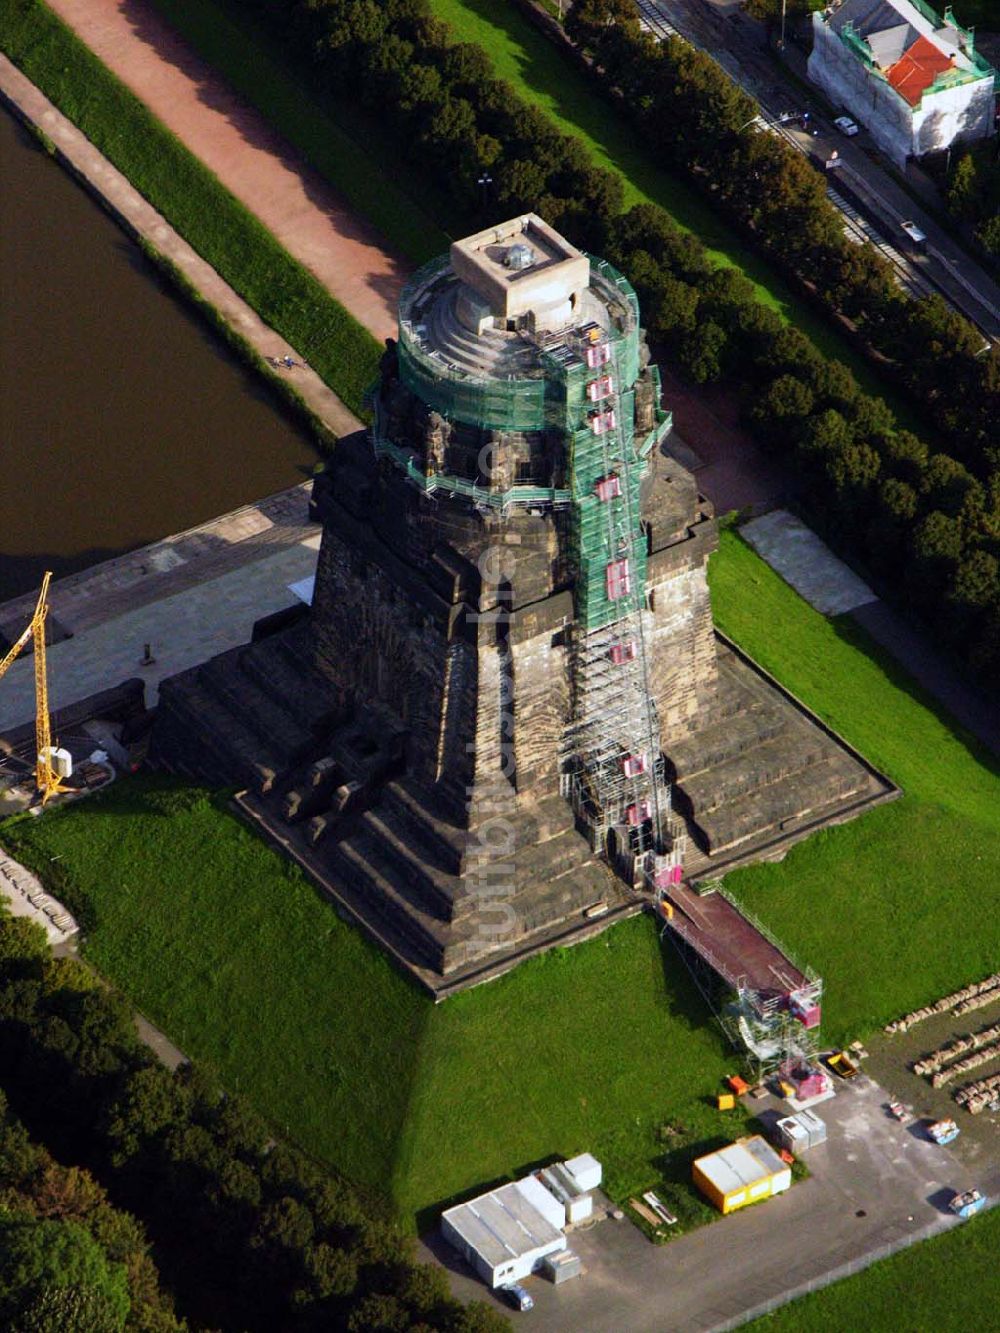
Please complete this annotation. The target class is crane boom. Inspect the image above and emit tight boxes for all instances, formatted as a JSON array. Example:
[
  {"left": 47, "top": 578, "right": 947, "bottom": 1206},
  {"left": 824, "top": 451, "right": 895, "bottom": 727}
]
[{"left": 0, "top": 572, "right": 70, "bottom": 805}]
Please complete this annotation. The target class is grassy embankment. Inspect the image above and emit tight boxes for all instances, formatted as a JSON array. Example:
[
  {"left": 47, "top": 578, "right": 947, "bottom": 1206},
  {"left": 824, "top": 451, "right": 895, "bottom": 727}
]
[
  {"left": 3, "top": 533, "right": 999, "bottom": 1230},
  {"left": 1, "top": 0, "right": 381, "bottom": 419}
]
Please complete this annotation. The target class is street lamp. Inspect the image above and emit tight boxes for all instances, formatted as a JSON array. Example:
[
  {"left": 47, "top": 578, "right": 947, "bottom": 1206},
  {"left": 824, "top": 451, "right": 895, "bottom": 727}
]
[{"left": 477, "top": 172, "right": 493, "bottom": 214}]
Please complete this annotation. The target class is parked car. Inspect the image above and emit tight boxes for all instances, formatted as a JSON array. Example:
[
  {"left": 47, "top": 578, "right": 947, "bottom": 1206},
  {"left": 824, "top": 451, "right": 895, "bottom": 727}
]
[
  {"left": 833, "top": 115, "right": 860, "bottom": 136},
  {"left": 899, "top": 219, "right": 928, "bottom": 250},
  {"left": 500, "top": 1283, "right": 534, "bottom": 1312}
]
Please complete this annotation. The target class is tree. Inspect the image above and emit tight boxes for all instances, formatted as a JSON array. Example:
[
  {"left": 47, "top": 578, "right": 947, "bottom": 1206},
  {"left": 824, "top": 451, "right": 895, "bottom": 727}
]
[
  {"left": 946, "top": 152, "right": 983, "bottom": 224},
  {"left": 103, "top": 1066, "right": 190, "bottom": 1165},
  {"left": 0, "top": 1216, "right": 129, "bottom": 1331}
]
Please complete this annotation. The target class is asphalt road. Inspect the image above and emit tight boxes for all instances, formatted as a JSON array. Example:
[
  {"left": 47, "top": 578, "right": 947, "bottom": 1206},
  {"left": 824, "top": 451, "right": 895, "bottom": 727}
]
[
  {"left": 643, "top": 0, "right": 1000, "bottom": 340},
  {"left": 420, "top": 1075, "right": 990, "bottom": 1332}
]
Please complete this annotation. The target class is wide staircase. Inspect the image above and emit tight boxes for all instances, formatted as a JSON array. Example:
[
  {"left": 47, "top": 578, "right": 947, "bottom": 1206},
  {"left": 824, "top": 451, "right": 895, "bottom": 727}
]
[
  {"left": 666, "top": 642, "right": 875, "bottom": 867},
  {"left": 152, "top": 623, "right": 612, "bottom": 980}
]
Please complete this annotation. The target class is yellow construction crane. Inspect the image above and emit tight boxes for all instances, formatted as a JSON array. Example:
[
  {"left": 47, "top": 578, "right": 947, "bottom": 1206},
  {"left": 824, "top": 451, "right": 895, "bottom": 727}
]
[{"left": 0, "top": 571, "right": 72, "bottom": 805}]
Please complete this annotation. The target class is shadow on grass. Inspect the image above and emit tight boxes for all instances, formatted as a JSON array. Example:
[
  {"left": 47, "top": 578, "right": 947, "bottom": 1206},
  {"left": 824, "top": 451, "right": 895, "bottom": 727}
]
[{"left": 832, "top": 612, "right": 1000, "bottom": 773}]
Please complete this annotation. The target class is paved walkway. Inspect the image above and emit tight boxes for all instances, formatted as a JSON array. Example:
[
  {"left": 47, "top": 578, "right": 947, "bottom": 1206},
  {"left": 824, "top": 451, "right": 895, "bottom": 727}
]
[
  {"left": 742, "top": 510, "right": 878, "bottom": 617},
  {"left": 0, "top": 485, "right": 321, "bottom": 732},
  {"left": 42, "top": 0, "right": 406, "bottom": 344},
  {"left": 0, "top": 53, "right": 362, "bottom": 441}
]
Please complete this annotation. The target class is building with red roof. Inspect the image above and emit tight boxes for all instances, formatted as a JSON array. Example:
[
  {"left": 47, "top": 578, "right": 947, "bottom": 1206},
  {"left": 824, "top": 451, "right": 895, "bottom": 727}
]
[{"left": 808, "top": 0, "right": 996, "bottom": 169}]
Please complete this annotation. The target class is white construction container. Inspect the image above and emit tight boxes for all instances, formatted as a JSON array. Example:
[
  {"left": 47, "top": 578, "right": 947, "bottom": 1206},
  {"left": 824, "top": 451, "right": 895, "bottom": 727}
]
[
  {"left": 515, "top": 1173, "right": 566, "bottom": 1233},
  {"left": 797, "top": 1109, "right": 828, "bottom": 1148},
  {"left": 564, "top": 1153, "right": 602, "bottom": 1193},
  {"left": 776, "top": 1115, "right": 809, "bottom": 1154}
]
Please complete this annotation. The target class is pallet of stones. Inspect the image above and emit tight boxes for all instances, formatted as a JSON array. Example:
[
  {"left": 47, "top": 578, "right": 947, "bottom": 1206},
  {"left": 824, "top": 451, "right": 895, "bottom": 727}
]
[
  {"left": 884, "top": 973, "right": 1000, "bottom": 1035},
  {"left": 955, "top": 1071, "right": 1000, "bottom": 1115},
  {"left": 913, "top": 1021, "right": 1000, "bottom": 1080}
]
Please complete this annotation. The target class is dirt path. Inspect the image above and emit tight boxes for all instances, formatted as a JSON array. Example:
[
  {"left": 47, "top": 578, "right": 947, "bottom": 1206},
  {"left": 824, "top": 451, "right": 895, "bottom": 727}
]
[{"left": 44, "top": 0, "right": 406, "bottom": 343}]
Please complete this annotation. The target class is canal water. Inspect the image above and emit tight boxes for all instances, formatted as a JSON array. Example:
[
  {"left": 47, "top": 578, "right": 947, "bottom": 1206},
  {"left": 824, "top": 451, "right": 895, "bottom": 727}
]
[{"left": 0, "top": 105, "right": 318, "bottom": 604}]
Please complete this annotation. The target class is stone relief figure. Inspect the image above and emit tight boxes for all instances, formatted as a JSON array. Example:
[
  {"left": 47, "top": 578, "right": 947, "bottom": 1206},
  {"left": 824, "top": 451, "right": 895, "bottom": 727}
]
[
  {"left": 423, "top": 410, "right": 452, "bottom": 476},
  {"left": 635, "top": 370, "right": 657, "bottom": 439},
  {"left": 379, "top": 336, "right": 399, "bottom": 381},
  {"left": 383, "top": 377, "right": 415, "bottom": 443},
  {"left": 483, "top": 429, "right": 514, "bottom": 493}
]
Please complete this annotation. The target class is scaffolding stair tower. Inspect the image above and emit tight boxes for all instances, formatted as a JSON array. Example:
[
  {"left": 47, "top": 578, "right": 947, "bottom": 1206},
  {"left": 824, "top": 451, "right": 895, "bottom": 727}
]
[{"left": 548, "top": 323, "right": 684, "bottom": 890}]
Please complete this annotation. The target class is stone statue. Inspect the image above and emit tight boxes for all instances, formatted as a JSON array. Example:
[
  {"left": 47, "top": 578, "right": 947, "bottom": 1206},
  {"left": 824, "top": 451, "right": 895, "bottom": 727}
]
[
  {"left": 423, "top": 410, "right": 451, "bottom": 476},
  {"left": 635, "top": 370, "right": 657, "bottom": 438}
]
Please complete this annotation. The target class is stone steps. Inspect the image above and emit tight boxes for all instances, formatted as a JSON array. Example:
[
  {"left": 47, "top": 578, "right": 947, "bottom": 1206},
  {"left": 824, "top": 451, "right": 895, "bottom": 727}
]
[
  {"left": 667, "top": 707, "right": 789, "bottom": 782},
  {"left": 359, "top": 805, "right": 471, "bottom": 923},
  {"left": 156, "top": 675, "right": 281, "bottom": 791},
  {"left": 693, "top": 753, "right": 871, "bottom": 854},
  {"left": 199, "top": 654, "right": 314, "bottom": 768},
  {"left": 676, "top": 731, "right": 831, "bottom": 818},
  {"left": 329, "top": 833, "right": 457, "bottom": 972},
  {"left": 382, "top": 777, "right": 467, "bottom": 876},
  {"left": 240, "top": 629, "right": 341, "bottom": 734}
]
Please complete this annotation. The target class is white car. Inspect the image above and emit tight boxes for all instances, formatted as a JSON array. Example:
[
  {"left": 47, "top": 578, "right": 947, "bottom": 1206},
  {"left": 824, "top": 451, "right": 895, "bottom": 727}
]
[
  {"left": 833, "top": 115, "right": 859, "bottom": 136},
  {"left": 900, "top": 219, "right": 927, "bottom": 248}
]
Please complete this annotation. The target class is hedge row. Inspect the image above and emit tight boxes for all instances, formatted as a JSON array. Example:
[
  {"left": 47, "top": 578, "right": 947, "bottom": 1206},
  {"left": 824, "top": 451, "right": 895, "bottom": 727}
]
[
  {"left": 240, "top": 0, "right": 999, "bottom": 684},
  {"left": 0, "top": 913, "right": 505, "bottom": 1333}
]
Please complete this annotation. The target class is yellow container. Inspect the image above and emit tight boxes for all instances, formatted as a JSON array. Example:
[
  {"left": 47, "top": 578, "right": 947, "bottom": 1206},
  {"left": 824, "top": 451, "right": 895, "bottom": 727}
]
[
  {"left": 692, "top": 1138, "right": 793, "bottom": 1215},
  {"left": 717, "top": 1093, "right": 736, "bottom": 1111}
]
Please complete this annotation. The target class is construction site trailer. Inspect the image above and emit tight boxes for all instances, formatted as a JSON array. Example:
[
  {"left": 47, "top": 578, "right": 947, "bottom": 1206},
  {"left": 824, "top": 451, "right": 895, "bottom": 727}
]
[
  {"left": 516, "top": 1172, "right": 569, "bottom": 1233},
  {"left": 563, "top": 1153, "right": 602, "bottom": 1193},
  {"left": 797, "top": 1109, "right": 828, "bottom": 1148},
  {"left": 777, "top": 1110, "right": 827, "bottom": 1153},
  {"left": 692, "top": 1136, "right": 792, "bottom": 1215},
  {"left": 776, "top": 1115, "right": 809, "bottom": 1155},
  {"left": 441, "top": 1182, "right": 566, "bottom": 1289}
]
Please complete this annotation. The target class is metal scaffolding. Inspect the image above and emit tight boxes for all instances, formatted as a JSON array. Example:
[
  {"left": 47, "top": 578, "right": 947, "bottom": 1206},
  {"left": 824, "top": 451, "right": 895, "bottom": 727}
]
[{"left": 549, "top": 322, "right": 684, "bottom": 888}]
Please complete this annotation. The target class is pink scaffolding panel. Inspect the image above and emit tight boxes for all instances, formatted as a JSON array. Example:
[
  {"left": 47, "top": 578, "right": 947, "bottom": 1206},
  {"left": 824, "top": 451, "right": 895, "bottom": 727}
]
[
  {"left": 626, "top": 800, "right": 652, "bottom": 827},
  {"left": 590, "top": 409, "right": 616, "bottom": 436},
  {"left": 586, "top": 343, "right": 611, "bottom": 369},
  {"left": 587, "top": 375, "right": 615, "bottom": 402},
  {"left": 622, "top": 753, "right": 647, "bottom": 777},
  {"left": 610, "top": 640, "right": 636, "bottom": 664},
  {"left": 606, "top": 558, "right": 631, "bottom": 601},
  {"left": 595, "top": 473, "right": 622, "bottom": 502},
  {"left": 653, "top": 863, "right": 684, "bottom": 888}
]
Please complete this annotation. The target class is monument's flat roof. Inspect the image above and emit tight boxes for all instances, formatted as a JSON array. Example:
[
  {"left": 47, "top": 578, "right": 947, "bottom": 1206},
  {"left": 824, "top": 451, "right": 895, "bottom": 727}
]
[{"left": 450, "top": 214, "right": 590, "bottom": 318}]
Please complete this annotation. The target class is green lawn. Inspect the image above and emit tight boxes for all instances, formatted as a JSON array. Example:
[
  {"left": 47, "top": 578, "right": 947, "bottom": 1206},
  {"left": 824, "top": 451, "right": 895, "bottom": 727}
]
[
  {"left": 710, "top": 531, "right": 1000, "bottom": 1043},
  {"left": 2, "top": 533, "right": 998, "bottom": 1232},
  {"left": 0, "top": 784, "right": 751, "bottom": 1230},
  {"left": 748, "top": 1204, "right": 1000, "bottom": 1331},
  {"left": 1, "top": 0, "right": 381, "bottom": 417}
]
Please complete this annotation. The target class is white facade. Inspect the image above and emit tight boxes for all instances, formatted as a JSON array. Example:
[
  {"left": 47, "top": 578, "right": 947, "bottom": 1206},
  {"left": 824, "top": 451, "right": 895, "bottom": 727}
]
[{"left": 808, "top": 0, "right": 996, "bottom": 169}]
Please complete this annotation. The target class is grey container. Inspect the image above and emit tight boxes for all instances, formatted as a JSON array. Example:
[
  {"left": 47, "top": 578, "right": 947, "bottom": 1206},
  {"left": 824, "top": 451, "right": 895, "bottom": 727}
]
[
  {"left": 542, "top": 1250, "right": 582, "bottom": 1284},
  {"left": 797, "top": 1109, "right": 827, "bottom": 1148}
]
